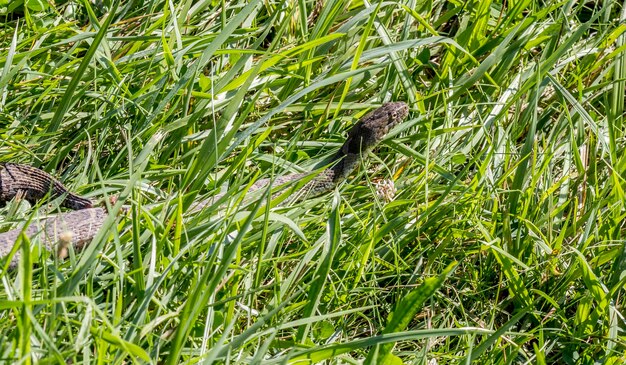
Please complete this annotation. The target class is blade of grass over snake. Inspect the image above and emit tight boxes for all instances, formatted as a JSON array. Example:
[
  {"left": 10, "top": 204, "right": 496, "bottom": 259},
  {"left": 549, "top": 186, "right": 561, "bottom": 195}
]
[
  {"left": 57, "top": 132, "right": 165, "bottom": 296},
  {"left": 165, "top": 187, "right": 269, "bottom": 365},
  {"left": 221, "top": 64, "right": 389, "bottom": 160},
  {"left": 182, "top": 68, "right": 264, "bottom": 200},
  {"left": 17, "top": 231, "right": 32, "bottom": 365},
  {"left": 181, "top": 3, "right": 287, "bottom": 196}
]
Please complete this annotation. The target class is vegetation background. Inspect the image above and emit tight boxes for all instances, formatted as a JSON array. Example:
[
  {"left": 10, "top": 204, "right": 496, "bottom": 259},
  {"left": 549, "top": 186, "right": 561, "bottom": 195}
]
[{"left": 1, "top": 0, "right": 625, "bottom": 363}]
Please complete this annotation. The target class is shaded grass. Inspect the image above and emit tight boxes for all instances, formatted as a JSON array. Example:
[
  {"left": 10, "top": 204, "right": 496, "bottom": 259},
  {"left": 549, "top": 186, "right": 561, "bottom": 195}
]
[{"left": 1, "top": 0, "right": 626, "bottom": 363}]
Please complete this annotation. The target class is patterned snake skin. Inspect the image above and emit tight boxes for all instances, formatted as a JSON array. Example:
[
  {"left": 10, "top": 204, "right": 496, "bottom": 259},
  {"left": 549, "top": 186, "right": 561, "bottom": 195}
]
[
  {"left": 0, "top": 163, "right": 93, "bottom": 210},
  {"left": 0, "top": 102, "right": 408, "bottom": 267}
]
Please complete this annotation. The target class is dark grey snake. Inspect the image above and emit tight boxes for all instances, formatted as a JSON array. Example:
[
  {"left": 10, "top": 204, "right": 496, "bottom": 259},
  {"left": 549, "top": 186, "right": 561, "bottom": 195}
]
[{"left": 0, "top": 102, "right": 409, "bottom": 267}]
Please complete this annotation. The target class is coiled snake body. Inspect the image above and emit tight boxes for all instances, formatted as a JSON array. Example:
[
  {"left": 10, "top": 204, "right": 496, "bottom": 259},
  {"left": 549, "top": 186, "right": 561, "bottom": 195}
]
[{"left": 0, "top": 102, "right": 408, "bottom": 267}]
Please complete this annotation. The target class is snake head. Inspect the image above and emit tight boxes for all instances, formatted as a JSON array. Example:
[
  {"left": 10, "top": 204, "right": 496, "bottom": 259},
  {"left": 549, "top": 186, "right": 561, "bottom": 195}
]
[{"left": 341, "top": 101, "right": 409, "bottom": 156}]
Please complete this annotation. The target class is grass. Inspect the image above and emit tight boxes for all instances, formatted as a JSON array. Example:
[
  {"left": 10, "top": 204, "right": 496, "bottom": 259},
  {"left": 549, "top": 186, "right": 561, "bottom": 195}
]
[{"left": 1, "top": 0, "right": 626, "bottom": 363}]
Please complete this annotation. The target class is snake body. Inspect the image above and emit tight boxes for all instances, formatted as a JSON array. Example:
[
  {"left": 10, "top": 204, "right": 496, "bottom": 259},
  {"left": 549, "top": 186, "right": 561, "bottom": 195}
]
[
  {"left": 0, "top": 163, "right": 93, "bottom": 210},
  {"left": 0, "top": 102, "right": 408, "bottom": 267}
]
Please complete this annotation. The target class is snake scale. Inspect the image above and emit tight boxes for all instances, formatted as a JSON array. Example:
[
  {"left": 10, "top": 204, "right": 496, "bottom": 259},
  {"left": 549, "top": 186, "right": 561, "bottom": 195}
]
[{"left": 0, "top": 102, "right": 408, "bottom": 267}]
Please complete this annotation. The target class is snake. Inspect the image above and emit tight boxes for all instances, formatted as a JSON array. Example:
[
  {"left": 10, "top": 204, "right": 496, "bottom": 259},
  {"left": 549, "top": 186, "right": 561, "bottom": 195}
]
[{"left": 0, "top": 102, "right": 409, "bottom": 268}]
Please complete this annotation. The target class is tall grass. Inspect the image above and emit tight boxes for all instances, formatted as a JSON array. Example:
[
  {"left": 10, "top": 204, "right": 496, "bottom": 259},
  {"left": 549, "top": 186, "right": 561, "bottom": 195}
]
[{"left": 1, "top": 0, "right": 625, "bottom": 363}]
